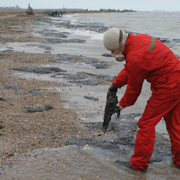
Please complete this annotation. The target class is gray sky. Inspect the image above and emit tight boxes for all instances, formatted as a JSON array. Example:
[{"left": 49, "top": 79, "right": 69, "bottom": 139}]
[{"left": 0, "top": 0, "right": 180, "bottom": 11}]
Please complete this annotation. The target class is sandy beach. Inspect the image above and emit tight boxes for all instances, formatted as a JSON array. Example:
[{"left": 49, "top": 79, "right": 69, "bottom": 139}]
[{"left": 0, "top": 14, "right": 99, "bottom": 161}]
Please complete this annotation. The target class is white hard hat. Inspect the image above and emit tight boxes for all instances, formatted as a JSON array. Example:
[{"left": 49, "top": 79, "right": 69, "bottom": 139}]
[{"left": 103, "top": 28, "right": 127, "bottom": 50}]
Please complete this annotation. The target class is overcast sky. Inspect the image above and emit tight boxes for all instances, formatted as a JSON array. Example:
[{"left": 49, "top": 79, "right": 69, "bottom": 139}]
[{"left": 1, "top": 0, "right": 180, "bottom": 11}]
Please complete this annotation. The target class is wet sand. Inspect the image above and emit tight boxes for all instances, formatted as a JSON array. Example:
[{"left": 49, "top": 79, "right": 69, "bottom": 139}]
[{"left": 0, "top": 13, "right": 179, "bottom": 179}]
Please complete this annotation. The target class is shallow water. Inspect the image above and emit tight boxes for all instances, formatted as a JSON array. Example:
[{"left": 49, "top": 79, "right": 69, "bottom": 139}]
[{"left": 1, "top": 145, "right": 179, "bottom": 180}]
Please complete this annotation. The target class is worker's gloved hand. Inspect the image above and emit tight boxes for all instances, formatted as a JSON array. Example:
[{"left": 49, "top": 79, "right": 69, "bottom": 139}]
[
  {"left": 108, "top": 84, "right": 118, "bottom": 93},
  {"left": 116, "top": 103, "right": 125, "bottom": 110}
]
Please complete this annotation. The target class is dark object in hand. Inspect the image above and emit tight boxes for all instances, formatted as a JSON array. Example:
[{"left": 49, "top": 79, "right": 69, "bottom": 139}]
[{"left": 103, "top": 85, "right": 120, "bottom": 132}]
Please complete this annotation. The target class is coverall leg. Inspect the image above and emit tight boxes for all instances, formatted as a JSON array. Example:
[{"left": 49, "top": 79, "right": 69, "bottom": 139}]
[
  {"left": 164, "top": 102, "right": 180, "bottom": 168},
  {"left": 129, "top": 91, "right": 180, "bottom": 171}
]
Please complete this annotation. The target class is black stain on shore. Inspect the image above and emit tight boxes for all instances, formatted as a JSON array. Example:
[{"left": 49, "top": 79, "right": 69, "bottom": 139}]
[
  {"left": 0, "top": 97, "right": 7, "bottom": 101},
  {"left": 24, "top": 105, "right": 53, "bottom": 113},
  {"left": 84, "top": 96, "right": 99, "bottom": 101},
  {"left": 54, "top": 54, "right": 108, "bottom": 69},
  {"left": 35, "top": 30, "right": 70, "bottom": 38},
  {"left": 9, "top": 66, "right": 66, "bottom": 74},
  {"left": 66, "top": 113, "right": 172, "bottom": 162},
  {"left": 45, "top": 38, "right": 86, "bottom": 44},
  {"left": 26, "top": 44, "right": 52, "bottom": 50},
  {"left": 52, "top": 72, "right": 115, "bottom": 86},
  {"left": 5, "top": 85, "right": 21, "bottom": 90},
  {"left": 38, "top": 17, "right": 109, "bottom": 33},
  {"left": 9, "top": 65, "right": 115, "bottom": 86},
  {"left": 19, "top": 89, "right": 42, "bottom": 96}
]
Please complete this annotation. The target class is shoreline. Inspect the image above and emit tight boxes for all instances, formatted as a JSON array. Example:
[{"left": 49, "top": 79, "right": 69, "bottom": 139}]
[{"left": 0, "top": 14, "right": 97, "bottom": 162}]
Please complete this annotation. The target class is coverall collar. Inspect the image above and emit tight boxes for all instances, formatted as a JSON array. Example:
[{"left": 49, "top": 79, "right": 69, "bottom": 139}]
[{"left": 124, "top": 33, "right": 134, "bottom": 56}]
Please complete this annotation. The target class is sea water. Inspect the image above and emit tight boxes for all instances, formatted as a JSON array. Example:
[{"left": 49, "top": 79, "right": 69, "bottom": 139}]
[
  {"left": 60, "top": 11, "right": 180, "bottom": 56},
  {"left": 62, "top": 11, "right": 180, "bottom": 40}
]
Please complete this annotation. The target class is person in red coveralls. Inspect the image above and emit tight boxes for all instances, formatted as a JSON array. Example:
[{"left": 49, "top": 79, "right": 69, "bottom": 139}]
[{"left": 103, "top": 28, "right": 180, "bottom": 171}]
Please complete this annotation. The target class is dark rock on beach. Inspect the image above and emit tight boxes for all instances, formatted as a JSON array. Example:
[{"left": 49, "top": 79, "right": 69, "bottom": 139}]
[
  {"left": 19, "top": 89, "right": 42, "bottom": 96},
  {"left": 26, "top": 44, "right": 53, "bottom": 51},
  {"left": 52, "top": 72, "right": 99, "bottom": 85},
  {"left": 0, "top": 97, "right": 7, "bottom": 101},
  {"left": 44, "top": 51, "right": 51, "bottom": 53},
  {"left": 35, "top": 30, "right": 69, "bottom": 38},
  {"left": 55, "top": 54, "right": 108, "bottom": 69},
  {"left": 102, "top": 53, "right": 112, "bottom": 57},
  {"left": 34, "top": 24, "right": 86, "bottom": 44},
  {"left": 24, "top": 105, "right": 53, "bottom": 113},
  {"left": 2, "top": 49, "right": 14, "bottom": 52},
  {"left": 84, "top": 72, "right": 115, "bottom": 82},
  {"left": 9, "top": 66, "right": 66, "bottom": 74},
  {"left": 0, "top": 125, "right": 4, "bottom": 129},
  {"left": 52, "top": 71, "right": 115, "bottom": 85},
  {"left": 5, "top": 85, "right": 20, "bottom": 90},
  {"left": 53, "top": 21, "right": 109, "bottom": 33},
  {"left": 84, "top": 96, "right": 99, "bottom": 101},
  {"left": 45, "top": 38, "right": 86, "bottom": 44}
]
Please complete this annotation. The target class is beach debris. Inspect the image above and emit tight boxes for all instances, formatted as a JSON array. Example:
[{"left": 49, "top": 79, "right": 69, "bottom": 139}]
[
  {"left": 84, "top": 96, "right": 99, "bottom": 101},
  {"left": 5, "top": 85, "right": 20, "bottom": 90},
  {"left": 19, "top": 90, "right": 42, "bottom": 96},
  {"left": 26, "top": 44, "right": 52, "bottom": 51},
  {"left": 102, "top": 53, "right": 112, "bottom": 57},
  {"left": 34, "top": 31, "right": 69, "bottom": 38},
  {"left": 45, "top": 38, "right": 86, "bottom": 44},
  {"left": 54, "top": 21, "right": 109, "bottom": 33},
  {"left": 52, "top": 71, "right": 115, "bottom": 86},
  {"left": 24, "top": 105, "right": 53, "bottom": 113},
  {"left": 103, "top": 85, "right": 120, "bottom": 132},
  {"left": 55, "top": 54, "right": 108, "bottom": 69},
  {"left": 9, "top": 66, "right": 66, "bottom": 74},
  {"left": 0, "top": 97, "right": 7, "bottom": 101}
]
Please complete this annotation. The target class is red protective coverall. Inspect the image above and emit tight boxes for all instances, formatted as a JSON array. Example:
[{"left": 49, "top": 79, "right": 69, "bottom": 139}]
[{"left": 112, "top": 33, "right": 180, "bottom": 171}]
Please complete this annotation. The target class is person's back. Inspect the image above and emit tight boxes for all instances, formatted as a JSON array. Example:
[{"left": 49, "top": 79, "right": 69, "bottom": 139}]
[{"left": 124, "top": 33, "right": 180, "bottom": 94}]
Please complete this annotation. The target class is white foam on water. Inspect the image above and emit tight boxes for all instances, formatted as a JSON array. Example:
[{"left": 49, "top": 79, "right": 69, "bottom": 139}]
[
  {"left": 48, "top": 23, "right": 104, "bottom": 40},
  {"left": 70, "top": 29, "right": 104, "bottom": 40}
]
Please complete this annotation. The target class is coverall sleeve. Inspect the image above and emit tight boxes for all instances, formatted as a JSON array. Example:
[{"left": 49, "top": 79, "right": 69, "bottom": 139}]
[
  {"left": 112, "top": 68, "right": 128, "bottom": 88},
  {"left": 119, "top": 60, "right": 148, "bottom": 107}
]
